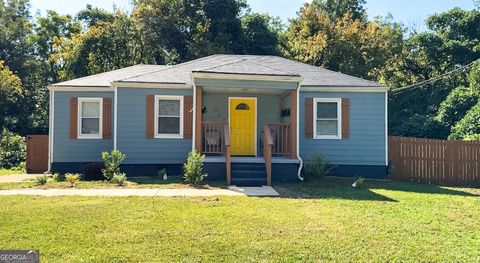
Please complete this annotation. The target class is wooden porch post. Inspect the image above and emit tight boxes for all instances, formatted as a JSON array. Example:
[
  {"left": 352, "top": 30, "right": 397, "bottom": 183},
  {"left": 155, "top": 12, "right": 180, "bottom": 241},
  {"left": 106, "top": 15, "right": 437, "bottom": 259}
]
[
  {"left": 289, "top": 89, "right": 297, "bottom": 159},
  {"left": 195, "top": 86, "right": 203, "bottom": 152}
]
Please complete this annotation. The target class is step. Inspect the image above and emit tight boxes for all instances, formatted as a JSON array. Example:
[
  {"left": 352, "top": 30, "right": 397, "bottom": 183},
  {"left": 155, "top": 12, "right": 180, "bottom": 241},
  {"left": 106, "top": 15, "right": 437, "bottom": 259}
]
[
  {"left": 231, "top": 163, "right": 265, "bottom": 172},
  {"left": 231, "top": 178, "right": 267, "bottom": 186},
  {"left": 231, "top": 170, "right": 266, "bottom": 179}
]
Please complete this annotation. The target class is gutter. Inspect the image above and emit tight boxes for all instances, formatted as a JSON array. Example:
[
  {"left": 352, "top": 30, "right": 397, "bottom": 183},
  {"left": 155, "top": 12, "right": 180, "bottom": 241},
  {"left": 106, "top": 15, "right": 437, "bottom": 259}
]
[{"left": 296, "top": 82, "right": 304, "bottom": 181}]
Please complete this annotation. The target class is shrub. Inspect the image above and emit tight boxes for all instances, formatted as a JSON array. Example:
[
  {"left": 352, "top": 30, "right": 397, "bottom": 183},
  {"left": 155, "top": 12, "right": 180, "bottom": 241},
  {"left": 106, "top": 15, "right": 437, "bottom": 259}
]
[
  {"left": 449, "top": 103, "right": 480, "bottom": 140},
  {"left": 303, "top": 153, "right": 331, "bottom": 180},
  {"left": 65, "top": 173, "right": 81, "bottom": 187},
  {"left": 0, "top": 129, "right": 26, "bottom": 169},
  {"left": 35, "top": 175, "right": 48, "bottom": 185},
  {"left": 83, "top": 163, "right": 105, "bottom": 180},
  {"left": 183, "top": 151, "right": 207, "bottom": 186},
  {"left": 435, "top": 86, "right": 478, "bottom": 128},
  {"left": 352, "top": 177, "right": 365, "bottom": 188},
  {"left": 111, "top": 173, "right": 127, "bottom": 186},
  {"left": 52, "top": 173, "right": 65, "bottom": 182},
  {"left": 158, "top": 168, "right": 167, "bottom": 180},
  {"left": 101, "top": 150, "right": 126, "bottom": 181}
]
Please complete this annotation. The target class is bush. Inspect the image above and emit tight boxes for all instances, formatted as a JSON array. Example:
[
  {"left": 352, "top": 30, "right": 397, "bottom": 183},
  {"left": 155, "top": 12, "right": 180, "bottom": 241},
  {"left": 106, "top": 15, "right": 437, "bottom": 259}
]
[
  {"left": 52, "top": 173, "right": 65, "bottom": 182},
  {"left": 35, "top": 175, "right": 48, "bottom": 185},
  {"left": 449, "top": 103, "right": 480, "bottom": 140},
  {"left": 435, "top": 86, "right": 478, "bottom": 128},
  {"left": 303, "top": 153, "right": 331, "bottom": 180},
  {"left": 65, "top": 173, "right": 81, "bottom": 187},
  {"left": 111, "top": 173, "right": 127, "bottom": 186},
  {"left": 101, "top": 150, "right": 126, "bottom": 181},
  {"left": 183, "top": 151, "right": 207, "bottom": 186},
  {"left": 352, "top": 176, "right": 365, "bottom": 188},
  {"left": 0, "top": 129, "right": 26, "bottom": 169},
  {"left": 83, "top": 163, "right": 105, "bottom": 180}
]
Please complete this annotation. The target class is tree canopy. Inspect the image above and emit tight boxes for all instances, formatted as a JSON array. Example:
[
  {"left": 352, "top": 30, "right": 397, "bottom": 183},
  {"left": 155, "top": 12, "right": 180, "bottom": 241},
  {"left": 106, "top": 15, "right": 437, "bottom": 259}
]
[{"left": 1, "top": 0, "right": 480, "bottom": 141}]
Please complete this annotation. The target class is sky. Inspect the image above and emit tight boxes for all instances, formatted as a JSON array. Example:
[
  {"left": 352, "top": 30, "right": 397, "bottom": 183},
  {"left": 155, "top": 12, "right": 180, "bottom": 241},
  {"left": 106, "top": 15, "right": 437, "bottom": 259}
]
[{"left": 29, "top": 0, "right": 476, "bottom": 29}]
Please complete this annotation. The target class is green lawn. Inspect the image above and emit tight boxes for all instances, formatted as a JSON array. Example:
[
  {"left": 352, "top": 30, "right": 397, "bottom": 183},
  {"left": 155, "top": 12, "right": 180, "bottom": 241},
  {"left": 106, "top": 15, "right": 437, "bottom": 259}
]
[
  {"left": 0, "top": 178, "right": 479, "bottom": 262},
  {"left": 0, "top": 168, "right": 23, "bottom": 176}
]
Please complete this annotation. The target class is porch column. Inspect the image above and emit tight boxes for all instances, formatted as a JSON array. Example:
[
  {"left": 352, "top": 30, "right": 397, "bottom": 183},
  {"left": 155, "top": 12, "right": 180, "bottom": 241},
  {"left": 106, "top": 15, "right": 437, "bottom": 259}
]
[
  {"left": 290, "top": 89, "right": 297, "bottom": 159},
  {"left": 194, "top": 86, "right": 203, "bottom": 152}
]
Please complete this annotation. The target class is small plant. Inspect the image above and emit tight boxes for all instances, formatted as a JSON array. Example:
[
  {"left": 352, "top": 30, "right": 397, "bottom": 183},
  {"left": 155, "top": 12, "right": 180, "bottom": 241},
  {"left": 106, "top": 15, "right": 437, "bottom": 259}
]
[
  {"left": 102, "top": 150, "right": 126, "bottom": 181},
  {"left": 65, "top": 173, "right": 81, "bottom": 187},
  {"left": 52, "top": 173, "right": 65, "bottom": 182},
  {"left": 35, "top": 175, "right": 48, "bottom": 185},
  {"left": 158, "top": 168, "right": 167, "bottom": 180},
  {"left": 352, "top": 176, "right": 365, "bottom": 188},
  {"left": 111, "top": 173, "right": 127, "bottom": 186},
  {"left": 183, "top": 151, "right": 207, "bottom": 186},
  {"left": 303, "top": 153, "right": 332, "bottom": 180}
]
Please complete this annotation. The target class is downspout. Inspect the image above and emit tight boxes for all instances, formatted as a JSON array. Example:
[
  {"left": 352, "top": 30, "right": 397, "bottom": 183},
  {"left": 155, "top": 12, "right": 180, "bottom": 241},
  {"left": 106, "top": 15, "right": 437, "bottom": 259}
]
[
  {"left": 47, "top": 88, "right": 53, "bottom": 173},
  {"left": 191, "top": 74, "right": 196, "bottom": 151},
  {"left": 296, "top": 82, "right": 304, "bottom": 181},
  {"left": 113, "top": 84, "right": 118, "bottom": 150}
]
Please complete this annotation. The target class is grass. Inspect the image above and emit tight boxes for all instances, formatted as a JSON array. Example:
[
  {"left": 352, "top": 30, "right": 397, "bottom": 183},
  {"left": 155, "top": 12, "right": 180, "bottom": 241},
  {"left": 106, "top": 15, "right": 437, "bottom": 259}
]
[
  {"left": 0, "top": 175, "right": 225, "bottom": 190},
  {"left": 0, "top": 168, "right": 24, "bottom": 176},
  {"left": 0, "top": 178, "right": 479, "bottom": 262}
]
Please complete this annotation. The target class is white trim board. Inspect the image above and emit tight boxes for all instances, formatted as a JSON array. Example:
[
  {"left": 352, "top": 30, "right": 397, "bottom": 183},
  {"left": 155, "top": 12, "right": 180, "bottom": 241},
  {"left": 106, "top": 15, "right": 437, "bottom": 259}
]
[
  {"left": 77, "top": 97, "right": 103, "bottom": 139},
  {"left": 313, "top": 98, "right": 342, "bottom": 140},
  {"left": 228, "top": 97, "right": 258, "bottom": 157},
  {"left": 192, "top": 72, "right": 303, "bottom": 83},
  {"left": 154, "top": 95, "right": 184, "bottom": 139},
  {"left": 301, "top": 86, "right": 389, "bottom": 92}
]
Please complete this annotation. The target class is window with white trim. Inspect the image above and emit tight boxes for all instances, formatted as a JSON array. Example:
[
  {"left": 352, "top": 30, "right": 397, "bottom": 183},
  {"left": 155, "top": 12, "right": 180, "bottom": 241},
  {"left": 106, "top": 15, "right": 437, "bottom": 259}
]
[
  {"left": 314, "top": 98, "right": 341, "bottom": 139},
  {"left": 155, "top": 95, "right": 183, "bottom": 138},
  {"left": 78, "top": 98, "right": 103, "bottom": 139}
]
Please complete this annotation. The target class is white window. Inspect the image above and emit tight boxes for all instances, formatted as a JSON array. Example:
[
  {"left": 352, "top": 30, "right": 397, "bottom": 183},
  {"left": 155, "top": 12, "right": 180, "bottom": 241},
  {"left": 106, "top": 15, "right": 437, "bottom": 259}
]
[
  {"left": 313, "top": 98, "right": 341, "bottom": 139},
  {"left": 78, "top": 98, "right": 103, "bottom": 139},
  {"left": 155, "top": 95, "right": 183, "bottom": 139}
]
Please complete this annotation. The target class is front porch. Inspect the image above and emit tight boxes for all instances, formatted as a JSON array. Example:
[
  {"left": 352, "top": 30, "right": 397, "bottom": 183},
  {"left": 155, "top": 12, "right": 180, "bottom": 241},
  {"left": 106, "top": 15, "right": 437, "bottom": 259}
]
[{"left": 193, "top": 82, "right": 299, "bottom": 186}]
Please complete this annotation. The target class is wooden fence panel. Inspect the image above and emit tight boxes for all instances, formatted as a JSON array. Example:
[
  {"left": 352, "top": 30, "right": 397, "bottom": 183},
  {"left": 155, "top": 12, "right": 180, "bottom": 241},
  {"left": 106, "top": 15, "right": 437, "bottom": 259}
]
[
  {"left": 26, "top": 135, "right": 48, "bottom": 174},
  {"left": 389, "top": 136, "right": 480, "bottom": 187}
]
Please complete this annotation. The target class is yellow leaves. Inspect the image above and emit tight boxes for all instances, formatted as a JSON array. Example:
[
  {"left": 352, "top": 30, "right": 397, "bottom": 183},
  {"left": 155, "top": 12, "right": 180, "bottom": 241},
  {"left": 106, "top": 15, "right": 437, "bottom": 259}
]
[{"left": 0, "top": 60, "right": 22, "bottom": 95}]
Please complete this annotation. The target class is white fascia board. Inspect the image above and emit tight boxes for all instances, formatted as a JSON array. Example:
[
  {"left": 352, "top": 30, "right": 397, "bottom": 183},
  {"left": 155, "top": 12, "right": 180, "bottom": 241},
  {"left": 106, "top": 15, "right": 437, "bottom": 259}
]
[
  {"left": 48, "top": 85, "right": 113, "bottom": 92},
  {"left": 191, "top": 72, "right": 303, "bottom": 83},
  {"left": 111, "top": 81, "right": 192, "bottom": 89},
  {"left": 301, "top": 86, "right": 390, "bottom": 92}
]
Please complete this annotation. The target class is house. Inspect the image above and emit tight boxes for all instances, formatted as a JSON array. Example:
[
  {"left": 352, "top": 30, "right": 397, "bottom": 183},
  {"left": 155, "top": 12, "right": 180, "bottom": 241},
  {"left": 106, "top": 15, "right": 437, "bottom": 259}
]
[{"left": 47, "top": 55, "right": 389, "bottom": 186}]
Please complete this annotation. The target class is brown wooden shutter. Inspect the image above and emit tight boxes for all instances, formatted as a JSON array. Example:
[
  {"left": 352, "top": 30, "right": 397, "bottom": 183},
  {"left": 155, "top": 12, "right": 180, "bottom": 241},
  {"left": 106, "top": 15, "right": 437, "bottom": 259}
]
[
  {"left": 103, "top": 98, "right": 112, "bottom": 139},
  {"left": 305, "top": 98, "right": 313, "bottom": 139},
  {"left": 183, "top": 96, "right": 193, "bottom": 139},
  {"left": 342, "top": 98, "right": 350, "bottom": 139},
  {"left": 146, "top": 95, "right": 155, "bottom": 139},
  {"left": 70, "top": 97, "right": 78, "bottom": 139}
]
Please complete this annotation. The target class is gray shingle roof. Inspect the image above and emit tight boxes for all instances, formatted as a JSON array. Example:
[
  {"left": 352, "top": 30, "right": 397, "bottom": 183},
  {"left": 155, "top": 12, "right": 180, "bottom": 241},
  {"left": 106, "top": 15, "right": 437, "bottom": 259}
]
[
  {"left": 52, "top": 55, "right": 385, "bottom": 88},
  {"left": 51, "top": 64, "right": 170, "bottom": 87},
  {"left": 119, "top": 55, "right": 385, "bottom": 87}
]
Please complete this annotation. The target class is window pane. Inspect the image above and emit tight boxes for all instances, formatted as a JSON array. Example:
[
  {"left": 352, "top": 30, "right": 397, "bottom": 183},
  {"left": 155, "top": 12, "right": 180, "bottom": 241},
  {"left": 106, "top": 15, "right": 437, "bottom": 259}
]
[
  {"left": 82, "top": 118, "right": 100, "bottom": 134},
  {"left": 316, "top": 120, "right": 338, "bottom": 136},
  {"left": 316, "top": 102, "right": 337, "bottom": 119},
  {"left": 158, "top": 117, "right": 180, "bottom": 134},
  {"left": 159, "top": 100, "right": 180, "bottom": 116},
  {"left": 82, "top": 102, "right": 100, "bottom": 118}
]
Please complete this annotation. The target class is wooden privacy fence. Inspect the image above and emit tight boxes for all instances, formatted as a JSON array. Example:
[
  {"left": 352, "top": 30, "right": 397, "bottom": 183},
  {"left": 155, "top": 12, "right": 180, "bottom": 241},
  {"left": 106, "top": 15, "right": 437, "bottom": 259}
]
[
  {"left": 26, "top": 135, "right": 48, "bottom": 173},
  {"left": 389, "top": 136, "right": 480, "bottom": 186}
]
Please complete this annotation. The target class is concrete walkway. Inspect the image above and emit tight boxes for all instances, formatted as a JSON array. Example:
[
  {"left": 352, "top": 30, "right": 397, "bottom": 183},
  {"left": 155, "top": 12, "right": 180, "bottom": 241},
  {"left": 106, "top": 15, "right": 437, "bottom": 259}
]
[
  {"left": 0, "top": 186, "right": 280, "bottom": 197},
  {"left": 0, "top": 173, "right": 39, "bottom": 183}
]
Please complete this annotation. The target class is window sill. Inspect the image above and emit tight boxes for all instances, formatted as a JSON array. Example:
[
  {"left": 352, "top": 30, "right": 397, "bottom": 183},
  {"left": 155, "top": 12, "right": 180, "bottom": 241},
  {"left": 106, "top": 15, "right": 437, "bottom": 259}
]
[
  {"left": 313, "top": 136, "right": 342, "bottom": 140},
  {"left": 154, "top": 134, "right": 184, "bottom": 139},
  {"left": 77, "top": 136, "right": 102, "bottom": 140}
]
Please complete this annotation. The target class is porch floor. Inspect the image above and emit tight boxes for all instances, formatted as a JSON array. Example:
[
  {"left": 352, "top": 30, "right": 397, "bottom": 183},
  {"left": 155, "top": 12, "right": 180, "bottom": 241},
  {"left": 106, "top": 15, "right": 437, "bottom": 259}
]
[{"left": 204, "top": 156, "right": 299, "bottom": 164}]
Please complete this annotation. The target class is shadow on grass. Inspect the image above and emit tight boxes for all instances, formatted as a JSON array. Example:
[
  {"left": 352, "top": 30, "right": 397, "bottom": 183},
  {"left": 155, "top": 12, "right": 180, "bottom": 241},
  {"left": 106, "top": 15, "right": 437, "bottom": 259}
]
[
  {"left": 274, "top": 177, "right": 479, "bottom": 201},
  {"left": 275, "top": 177, "right": 397, "bottom": 202},
  {"left": 128, "top": 176, "right": 227, "bottom": 189}
]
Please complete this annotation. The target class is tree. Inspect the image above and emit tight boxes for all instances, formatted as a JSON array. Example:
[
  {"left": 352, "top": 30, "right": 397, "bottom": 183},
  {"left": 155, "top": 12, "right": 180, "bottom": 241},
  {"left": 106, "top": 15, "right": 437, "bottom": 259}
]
[
  {"left": 241, "top": 13, "right": 280, "bottom": 55},
  {"left": 0, "top": 60, "right": 22, "bottom": 130},
  {"left": 435, "top": 85, "right": 478, "bottom": 128},
  {"left": 77, "top": 4, "right": 114, "bottom": 28},
  {"left": 312, "top": 0, "right": 367, "bottom": 21},
  {"left": 449, "top": 103, "right": 480, "bottom": 140}
]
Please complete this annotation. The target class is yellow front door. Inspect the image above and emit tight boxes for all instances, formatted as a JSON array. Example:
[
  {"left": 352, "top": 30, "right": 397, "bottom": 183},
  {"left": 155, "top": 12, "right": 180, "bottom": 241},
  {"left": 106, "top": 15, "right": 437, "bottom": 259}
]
[{"left": 230, "top": 98, "right": 256, "bottom": 156}]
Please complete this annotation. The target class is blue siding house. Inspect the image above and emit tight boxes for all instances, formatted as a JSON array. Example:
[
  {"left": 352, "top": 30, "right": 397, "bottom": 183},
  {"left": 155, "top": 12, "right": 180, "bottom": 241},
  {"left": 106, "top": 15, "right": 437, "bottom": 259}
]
[{"left": 48, "top": 55, "right": 389, "bottom": 185}]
